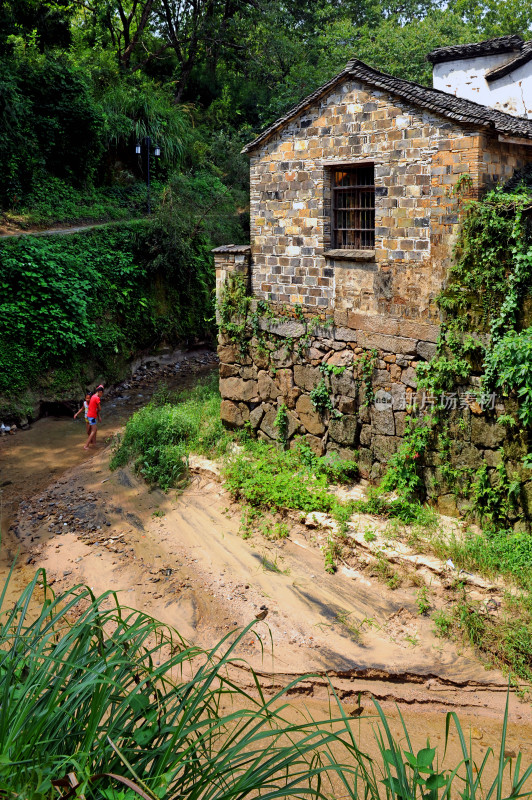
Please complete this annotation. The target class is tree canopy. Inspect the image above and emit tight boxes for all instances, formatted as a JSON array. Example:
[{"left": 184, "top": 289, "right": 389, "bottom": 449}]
[{"left": 0, "top": 0, "right": 530, "bottom": 207}]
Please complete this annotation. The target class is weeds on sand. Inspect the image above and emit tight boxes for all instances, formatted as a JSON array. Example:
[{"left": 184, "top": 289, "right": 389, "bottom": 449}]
[
  {"left": 110, "top": 374, "right": 232, "bottom": 490},
  {"left": 7, "top": 570, "right": 532, "bottom": 799}
]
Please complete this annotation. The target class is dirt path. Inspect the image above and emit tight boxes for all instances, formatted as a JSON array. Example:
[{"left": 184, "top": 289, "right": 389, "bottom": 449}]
[
  {"left": 0, "top": 217, "right": 148, "bottom": 239},
  {"left": 9, "top": 442, "right": 528, "bottom": 719},
  {"left": 0, "top": 348, "right": 217, "bottom": 603}
]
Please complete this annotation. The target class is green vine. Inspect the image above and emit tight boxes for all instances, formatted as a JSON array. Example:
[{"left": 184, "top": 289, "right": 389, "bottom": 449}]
[
  {"left": 380, "top": 415, "right": 434, "bottom": 501},
  {"left": 217, "top": 273, "right": 251, "bottom": 353},
  {"left": 274, "top": 403, "right": 289, "bottom": 447},
  {"left": 469, "top": 456, "right": 521, "bottom": 531},
  {"left": 310, "top": 379, "right": 336, "bottom": 416},
  {"left": 320, "top": 363, "right": 347, "bottom": 377},
  {"left": 380, "top": 183, "right": 532, "bottom": 518},
  {"left": 357, "top": 349, "right": 378, "bottom": 406}
]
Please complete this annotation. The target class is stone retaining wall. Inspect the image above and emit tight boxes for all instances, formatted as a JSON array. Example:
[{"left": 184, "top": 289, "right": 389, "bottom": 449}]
[{"left": 218, "top": 314, "right": 532, "bottom": 526}]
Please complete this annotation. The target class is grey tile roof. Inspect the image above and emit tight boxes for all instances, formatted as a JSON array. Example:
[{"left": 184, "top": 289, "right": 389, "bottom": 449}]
[
  {"left": 427, "top": 35, "right": 523, "bottom": 64},
  {"left": 211, "top": 244, "right": 251, "bottom": 254},
  {"left": 242, "top": 57, "right": 532, "bottom": 154},
  {"left": 486, "top": 40, "right": 532, "bottom": 81}
]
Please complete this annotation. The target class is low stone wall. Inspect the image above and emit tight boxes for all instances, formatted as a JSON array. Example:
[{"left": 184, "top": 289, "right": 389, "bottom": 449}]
[{"left": 218, "top": 315, "right": 532, "bottom": 525}]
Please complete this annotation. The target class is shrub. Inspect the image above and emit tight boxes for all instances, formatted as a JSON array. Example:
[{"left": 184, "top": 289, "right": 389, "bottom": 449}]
[
  {"left": 488, "top": 328, "right": 532, "bottom": 427},
  {"left": 0, "top": 53, "right": 103, "bottom": 204},
  {"left": 223, "top": 438, "right": 356, "bottom": 514},
  {"left": 110, "top": 375, "right": 230, "bottom": 488}
]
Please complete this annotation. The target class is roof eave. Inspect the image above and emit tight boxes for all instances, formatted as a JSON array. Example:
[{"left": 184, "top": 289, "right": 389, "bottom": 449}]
[
  {"left": 486, "top": 43, "right": 532, "bottom": 82},
  {"left": 241, "top": 61, "right": 356, "bottom": 154},
  {"left": 242, "top": 56, "right": 532, "bottom": 155}
]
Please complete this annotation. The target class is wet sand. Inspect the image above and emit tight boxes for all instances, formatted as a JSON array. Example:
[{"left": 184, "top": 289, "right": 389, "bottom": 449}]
[{"left": 2, "top": 353, "right": 532, "bottom": 769}]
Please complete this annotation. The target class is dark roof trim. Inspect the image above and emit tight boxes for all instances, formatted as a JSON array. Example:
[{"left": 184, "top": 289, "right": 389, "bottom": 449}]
[
  {"left": 427, "top": 35, "right": 523, "bottom": 64},
  {"left": 242, "top": 57, "right": 532, "bottom": 154},
  {"left": 486, "top": 40, "right": 532, "bottom": 81}
]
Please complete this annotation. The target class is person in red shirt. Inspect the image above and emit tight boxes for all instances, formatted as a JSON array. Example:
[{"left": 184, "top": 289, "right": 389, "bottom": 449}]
[{"left": 83, "top": 385, "right": 104, "bottom": 450}]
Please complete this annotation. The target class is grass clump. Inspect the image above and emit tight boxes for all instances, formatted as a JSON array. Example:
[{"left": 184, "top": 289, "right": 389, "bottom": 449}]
[
  {"left": 224, "top": 440, "right": 332, "bottom": 513},
  {"left": 0, "top": 570, "right": 361, "bottom": 798},
  {"left": 4, "top": 571, "right": 532, "bottom": 800},
  {"left": 428, "top": 524, "right": 532, "bottom": 682},
  {"left": 432, "top": 527, "right": 532, "bottom": 591},
  {"left": 113, "top": 380, "right": 357, "bottom": 570},
  {"left": 110, "top": 375, "right": 231, "bottom": 490},
  {"left": 223, "top": 438, "right": 358, "bottom": 571},
  {"left": 223, "top": 438, "right": 357, "bottom": 514},
  {"left": 353, "top": 489, "right": 439, "bottom": 529}
]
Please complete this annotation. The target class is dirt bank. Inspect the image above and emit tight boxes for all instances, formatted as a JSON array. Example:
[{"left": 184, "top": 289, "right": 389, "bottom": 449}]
[{"left": 9, "top": 439, "right": 530, "bottom": 718}]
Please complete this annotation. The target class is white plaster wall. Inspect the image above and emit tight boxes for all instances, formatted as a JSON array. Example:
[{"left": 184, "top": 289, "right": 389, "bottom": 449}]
[{"left": 433, "top": 54, "right": 532, "bottom": 118}]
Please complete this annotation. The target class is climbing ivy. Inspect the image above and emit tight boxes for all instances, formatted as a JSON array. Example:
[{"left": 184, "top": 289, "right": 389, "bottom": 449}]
[
  {"left": 380, "top": 415, "right": 434, "bottom": 501},
  {"left": 380, "top": 183, "right": 532, "bottom": 518},
  {"left": 356, "top": 349, "right": 378, "bottom": 407},
  {"left": 274, "top": 403, "right": 289, "bottom": 447},
  {"left": 469, "top": 457, "right": 521, "bottom": 530},
  {"left": 310, "top": 380, "right": 337, "bottom": 416},
  {"left": 216, "top": 274, "right": 251, "bottom": 353}
]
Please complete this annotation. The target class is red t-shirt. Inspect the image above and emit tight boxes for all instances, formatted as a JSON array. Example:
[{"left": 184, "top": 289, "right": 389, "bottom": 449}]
[{"left": 87, "top": 394, "right": 101, "bottom": 418}]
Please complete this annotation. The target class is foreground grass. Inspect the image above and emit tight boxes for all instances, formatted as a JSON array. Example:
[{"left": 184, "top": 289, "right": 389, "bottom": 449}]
[{"left": 2, "top": 570, "right": 532, "bottom": 800}]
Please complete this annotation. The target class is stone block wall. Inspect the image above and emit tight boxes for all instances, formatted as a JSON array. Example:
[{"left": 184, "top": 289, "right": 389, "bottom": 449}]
[
  {"left": 479, "top": 133, "right": 532, "bottom": 187},
  {"left": 248, "top": 84, "right": 532, "bottom": 325},
  {"left": 214, "top": 76, "right": 532, "bottom": 523},
  {"left": 212, "top": 244, "right": 252, "bottom": 322},
  {"left": 249, "top": 82, "right": 482, "bottom": 320},
  {"left": 217, "top": 313, "right": 532, "bottom": 524}
]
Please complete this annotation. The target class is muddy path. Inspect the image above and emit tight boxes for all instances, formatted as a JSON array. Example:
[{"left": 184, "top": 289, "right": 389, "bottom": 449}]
[
  {"left": 6, "top": 431, "right": 529, "bottom": 717},
  {"left": 0, "top": 349, "right": 217, "bottom": 600},
  {"left": 2, "top": 352, "right": 532, "bottom": 757}
]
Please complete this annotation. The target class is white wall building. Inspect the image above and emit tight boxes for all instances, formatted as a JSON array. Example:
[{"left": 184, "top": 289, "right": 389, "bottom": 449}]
[{"left": 428, "top": 35, "right": 532, "bottom": 120}]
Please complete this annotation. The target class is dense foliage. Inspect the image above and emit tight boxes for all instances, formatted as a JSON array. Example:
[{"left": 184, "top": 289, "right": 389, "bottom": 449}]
[
  {"left": 0, "top": 212, "right": 217, "bottom": 406},
  {"left": 1, "top": 0, "right": 530, "bottom": 406},
  {"left": 1, "top": 0, "right": 531, "bottom": 215}
]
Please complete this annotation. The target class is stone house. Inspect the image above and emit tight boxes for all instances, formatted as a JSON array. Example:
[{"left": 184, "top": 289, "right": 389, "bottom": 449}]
[{"left": 213, "top": 36, "right": 532, "bottom": 512}]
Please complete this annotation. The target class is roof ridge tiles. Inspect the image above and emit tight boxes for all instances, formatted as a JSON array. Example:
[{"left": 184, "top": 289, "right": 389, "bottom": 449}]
[
  {"left": 486, "top": 40, "right": 532, "bottom": 82},
  {"left": 242, "top": 56, "right": 532, "bottom": 154},
  {"left": 427, "top": 35, "right": 524, "bottom": 64}
]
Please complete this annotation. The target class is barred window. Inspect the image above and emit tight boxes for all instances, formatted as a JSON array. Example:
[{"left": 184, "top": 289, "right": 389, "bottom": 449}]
[{"left": 332, "top": 165, "right": 375, "bottom": 249}]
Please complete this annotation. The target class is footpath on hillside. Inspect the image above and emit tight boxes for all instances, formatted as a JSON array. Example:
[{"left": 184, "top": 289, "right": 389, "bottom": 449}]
[{"left": 0, "top": 216, "right": 148, "bottom": 239}]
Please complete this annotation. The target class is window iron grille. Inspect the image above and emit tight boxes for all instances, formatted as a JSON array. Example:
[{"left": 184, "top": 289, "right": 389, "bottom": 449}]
[{"left": 332, "top": 165, "right": 375, "bottom": 249}]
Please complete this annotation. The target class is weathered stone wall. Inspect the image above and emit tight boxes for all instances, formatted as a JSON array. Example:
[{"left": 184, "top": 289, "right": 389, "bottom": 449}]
[
  {"left": 478, "top": 133, "right": 532, "bottom": 187},
  {"left": 218, "top": 316, "right": 532, "bottom": 526},
  {"left": 249, "top": 85, "right": 532, "bottom": 329},
  {"left": 214, "top": 78, "right": 532, "bottom": 523},
  {"left": 249, "top": 81, "right": 485, "bottom": 320}
]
